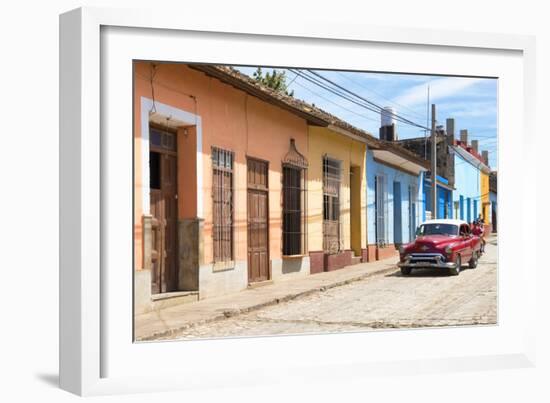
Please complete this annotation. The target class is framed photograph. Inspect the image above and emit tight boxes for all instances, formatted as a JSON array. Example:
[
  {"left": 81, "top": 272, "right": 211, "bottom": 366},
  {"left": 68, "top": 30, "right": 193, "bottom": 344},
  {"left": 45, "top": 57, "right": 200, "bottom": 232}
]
[{"left": 60, "top": 7, "right": 536, "bottom": 396}]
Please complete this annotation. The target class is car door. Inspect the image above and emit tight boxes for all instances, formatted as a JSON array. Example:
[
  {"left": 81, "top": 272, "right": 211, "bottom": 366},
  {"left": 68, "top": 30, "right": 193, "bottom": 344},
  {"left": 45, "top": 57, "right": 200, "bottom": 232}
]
[
  {"left": 465, "top": 224, "right": 476, "bottom": 260},
  {"left": 459, "top": 224, "right": 473, "bottom": 261}
]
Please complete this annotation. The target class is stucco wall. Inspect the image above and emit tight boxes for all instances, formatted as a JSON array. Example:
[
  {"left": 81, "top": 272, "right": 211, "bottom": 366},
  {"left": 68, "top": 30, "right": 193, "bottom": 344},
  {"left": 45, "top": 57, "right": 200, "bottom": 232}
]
[
  {"left": 480, "top": 172, "right": 491, "bottom": 223},
  {"left": 307, "top": 127, "right": 367, "bottom": 254},
  {"left": 133, "top": 62, "right": 310, "bottom": 297},
  {"left": 423, "top": 179, "right": 453, "bottom": 220},
  {"left": 366, "top": 147, "right": 422, "bottom": 245}
]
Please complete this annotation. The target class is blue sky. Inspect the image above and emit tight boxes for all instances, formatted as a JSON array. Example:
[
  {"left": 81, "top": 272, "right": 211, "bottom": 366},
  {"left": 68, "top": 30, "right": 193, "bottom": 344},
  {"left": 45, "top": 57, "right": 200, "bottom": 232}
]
[{"left": 235, "top": 66, "right": 498, "bottom": 169}]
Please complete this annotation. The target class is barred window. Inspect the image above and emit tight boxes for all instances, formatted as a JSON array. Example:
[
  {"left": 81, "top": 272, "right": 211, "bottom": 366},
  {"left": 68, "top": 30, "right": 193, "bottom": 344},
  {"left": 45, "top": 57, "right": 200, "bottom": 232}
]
[
  {"left": 212, "top": 147, "right": 234, "bottom": 262},
  {"left": 282, "top": 166, "right": 307, "bottom": 255},
  {"left": 323, "top": 157, "right": 341, "bottom": 254},
  {"left": 282, "top": 139, "right": 308, "bottom": 256}
]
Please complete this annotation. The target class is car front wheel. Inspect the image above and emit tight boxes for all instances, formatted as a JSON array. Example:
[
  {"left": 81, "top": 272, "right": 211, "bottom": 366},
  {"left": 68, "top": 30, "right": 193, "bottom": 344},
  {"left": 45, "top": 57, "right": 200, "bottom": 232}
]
[
  {"left": 449, "top": 255, "right": 461, "bottom": 276},
  {"left": 401, "top": 267, "right": 412, "bottom": 276}
]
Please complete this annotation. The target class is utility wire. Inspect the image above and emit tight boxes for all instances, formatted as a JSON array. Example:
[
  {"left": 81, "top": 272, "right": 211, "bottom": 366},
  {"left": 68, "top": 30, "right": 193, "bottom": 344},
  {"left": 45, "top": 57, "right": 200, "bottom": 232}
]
[
  {"left": 289, "top": 75, "right": 380, "bottom": 123},
  {"left": 335, "top": 71, "right": 427, "bottom": 121},
  {"left": 306, "top": 69, "right": 431, "bottom": 130},
  {"left": 289, "top": 69, "right": 389, "bottom": 121},
  {"left": 290, "top": 69, "right": 427, "bottom": 130}
]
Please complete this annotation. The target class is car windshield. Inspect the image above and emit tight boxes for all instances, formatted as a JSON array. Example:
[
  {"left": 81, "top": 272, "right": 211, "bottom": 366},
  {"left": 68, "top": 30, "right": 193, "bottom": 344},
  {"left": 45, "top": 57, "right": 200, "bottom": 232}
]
[{"left": 417, "top": 223, "right": 459, "bottom": 236}]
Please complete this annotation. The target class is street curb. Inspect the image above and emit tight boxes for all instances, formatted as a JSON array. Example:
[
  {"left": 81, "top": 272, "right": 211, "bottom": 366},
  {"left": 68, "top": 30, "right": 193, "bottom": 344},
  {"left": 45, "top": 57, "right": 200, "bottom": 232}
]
[{"left": 136, "top": 264, "right": 398, "bottom": 341}]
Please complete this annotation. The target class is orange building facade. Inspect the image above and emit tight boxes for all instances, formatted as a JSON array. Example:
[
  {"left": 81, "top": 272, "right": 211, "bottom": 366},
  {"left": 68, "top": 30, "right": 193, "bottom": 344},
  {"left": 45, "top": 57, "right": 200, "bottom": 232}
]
[{"left": 134, "top": 62, "right": 319, "bottom": 313}]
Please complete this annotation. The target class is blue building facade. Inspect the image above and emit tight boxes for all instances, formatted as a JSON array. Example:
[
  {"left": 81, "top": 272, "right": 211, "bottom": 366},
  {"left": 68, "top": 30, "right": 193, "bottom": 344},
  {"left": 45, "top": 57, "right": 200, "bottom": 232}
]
[
  {"left": 453, "top": 148, "right": 482, "bottom": 223},
  {"left": 421, "top": 174, "right": 454, "bottom": 221},
  {"left": 366, "top": 148, "right": 424, "bottom": 250}
]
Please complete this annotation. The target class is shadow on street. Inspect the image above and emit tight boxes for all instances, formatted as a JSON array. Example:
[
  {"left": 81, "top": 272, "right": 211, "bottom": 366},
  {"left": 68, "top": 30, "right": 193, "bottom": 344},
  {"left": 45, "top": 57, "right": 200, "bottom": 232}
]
[{"left": 385, "top": 267, "right": 478, "bottom": 278}]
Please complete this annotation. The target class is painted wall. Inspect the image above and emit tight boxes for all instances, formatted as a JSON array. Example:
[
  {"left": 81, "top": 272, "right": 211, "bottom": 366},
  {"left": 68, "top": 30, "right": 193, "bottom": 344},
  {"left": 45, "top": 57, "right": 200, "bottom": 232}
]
[
  {"left": 366, "top": 147, "right": 422, "bottom": 246},
  {"left": 307, "top": 127, "right": 367, "bottom": 254},
  {"left": 453, "top": 152, "right": 482, "bottom": 223},
  {"left": 134, "top": 62, "right": 310, "bottom": 296},
  {"left": 422, "top": 179, "right": 453, "bottom": 220},
  {"left": 480, "top": 171, "right": 491, "bottom": 224}
]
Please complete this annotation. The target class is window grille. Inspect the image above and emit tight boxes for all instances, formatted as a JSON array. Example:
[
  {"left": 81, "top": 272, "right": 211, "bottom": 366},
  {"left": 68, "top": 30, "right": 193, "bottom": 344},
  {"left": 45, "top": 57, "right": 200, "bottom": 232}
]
[
  {"left": 282, "top": 139, "right": 308, "bottom": 256},
  {"left": 212, "top": 147, "right": 234, "bottom": 262},
  {"left": 282, "top": 166, "right": 306, "bottom": 255},
  {"left": 323, "top": 156, "right": 341, "bottom": 254}
]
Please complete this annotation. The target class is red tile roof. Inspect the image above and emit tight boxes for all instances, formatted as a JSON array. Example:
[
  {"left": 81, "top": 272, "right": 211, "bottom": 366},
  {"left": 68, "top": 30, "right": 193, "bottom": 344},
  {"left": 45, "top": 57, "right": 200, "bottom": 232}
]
[{"left": 189, "top": 64, "right": 429, "bottom": 169}]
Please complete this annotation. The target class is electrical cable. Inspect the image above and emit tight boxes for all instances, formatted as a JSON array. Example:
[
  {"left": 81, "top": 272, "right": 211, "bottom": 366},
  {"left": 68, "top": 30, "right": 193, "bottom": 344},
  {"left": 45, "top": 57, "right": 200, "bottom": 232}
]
[{"left": 306, "top": 69, "right": 431, "bottom": 130}]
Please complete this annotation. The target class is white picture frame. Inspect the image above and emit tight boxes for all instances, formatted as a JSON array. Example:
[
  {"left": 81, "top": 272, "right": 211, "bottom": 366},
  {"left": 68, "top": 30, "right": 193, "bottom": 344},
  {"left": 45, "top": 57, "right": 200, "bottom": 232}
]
[{"left": 59, "top": 6, "right": 537, "bottom": 396}]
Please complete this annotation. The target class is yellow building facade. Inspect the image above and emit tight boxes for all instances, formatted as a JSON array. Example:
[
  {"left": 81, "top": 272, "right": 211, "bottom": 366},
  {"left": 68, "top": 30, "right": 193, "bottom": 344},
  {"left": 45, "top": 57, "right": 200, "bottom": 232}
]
[
  {"left": 480, "top": 171, "right": 491, "bottom": 228},
  {"left": 307, "top": 126, "right": 367, "bottom": 273}
]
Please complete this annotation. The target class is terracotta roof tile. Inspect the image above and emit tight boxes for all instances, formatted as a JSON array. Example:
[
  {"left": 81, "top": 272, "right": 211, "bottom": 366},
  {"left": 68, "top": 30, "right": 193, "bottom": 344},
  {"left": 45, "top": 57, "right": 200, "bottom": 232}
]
[{"left": 189, "top": 63, "right": 428, "bottom": 166}]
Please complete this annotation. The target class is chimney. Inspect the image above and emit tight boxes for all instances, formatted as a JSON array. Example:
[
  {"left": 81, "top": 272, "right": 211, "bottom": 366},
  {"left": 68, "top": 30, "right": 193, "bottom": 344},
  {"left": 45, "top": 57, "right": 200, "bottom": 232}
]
[
  {"left": 446, "top": 118, "right": 455, "bottom": 136},
  {"left": 471, "top": 139, "right": 479, "bottom": 154},
  {"left": 460, "top": 129, "right": 468, "bottom": 145},
  {"left": 482, "top": 150, "right": 489, "bottom": 166},
  {"left": 445, "top": 118, "right": 455, "bottom": 146}
]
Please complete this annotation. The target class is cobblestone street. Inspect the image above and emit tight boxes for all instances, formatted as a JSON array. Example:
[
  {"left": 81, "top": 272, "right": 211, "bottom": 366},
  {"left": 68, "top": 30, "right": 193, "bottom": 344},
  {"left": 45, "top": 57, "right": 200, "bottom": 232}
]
[{"left": 160, "top": 237, "right": 497, "bottom": 341}]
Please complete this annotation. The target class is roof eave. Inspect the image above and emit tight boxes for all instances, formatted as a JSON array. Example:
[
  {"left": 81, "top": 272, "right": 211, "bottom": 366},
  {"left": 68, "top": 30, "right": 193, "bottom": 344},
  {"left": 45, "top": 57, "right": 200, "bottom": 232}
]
[
  {"left": 453, "top": 145, "right": 491, "bottom": 174},
  {"left": 327, "top": 124, "right": 379, "bottom": 147},
  {"left": 189, "top": 64, "right": 329, "bottom": 126},
  {"left": 379, "top": 141, "right": 430, "bottom": 169}
]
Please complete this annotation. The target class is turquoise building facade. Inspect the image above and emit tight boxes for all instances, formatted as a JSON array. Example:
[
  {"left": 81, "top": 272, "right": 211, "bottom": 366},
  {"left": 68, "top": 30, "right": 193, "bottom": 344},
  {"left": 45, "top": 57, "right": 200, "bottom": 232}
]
[
  {"left": 366, "top": 147, "right": 424, "bottom": 248},
  {"left": 452, "top": 145, "right": 485, "bottom": 223}
]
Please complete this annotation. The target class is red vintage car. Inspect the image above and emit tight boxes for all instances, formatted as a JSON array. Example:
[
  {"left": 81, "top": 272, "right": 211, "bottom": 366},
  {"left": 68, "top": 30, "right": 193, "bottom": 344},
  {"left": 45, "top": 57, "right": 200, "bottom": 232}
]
[{"left": 397, "top": 219, "right": 482, "bottom": 276}]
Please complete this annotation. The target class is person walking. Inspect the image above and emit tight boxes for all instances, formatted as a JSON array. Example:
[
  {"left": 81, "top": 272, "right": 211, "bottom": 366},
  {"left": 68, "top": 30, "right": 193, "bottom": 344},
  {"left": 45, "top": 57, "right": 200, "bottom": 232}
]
[{"left": 472, "top": 217, "right": 485, "bottom": 254}]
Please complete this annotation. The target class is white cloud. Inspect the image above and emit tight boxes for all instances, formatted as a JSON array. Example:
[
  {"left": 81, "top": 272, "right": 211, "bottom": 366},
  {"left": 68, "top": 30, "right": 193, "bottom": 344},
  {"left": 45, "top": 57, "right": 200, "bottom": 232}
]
[
  {"left": 438, "top": 100, "right": 497, "bottom": 119},
  {"left": 447, "top": 106, "right": 496, "bottom": 119},
  {"left": 393, "top": 77, "right": 485, "bottom": 107}
]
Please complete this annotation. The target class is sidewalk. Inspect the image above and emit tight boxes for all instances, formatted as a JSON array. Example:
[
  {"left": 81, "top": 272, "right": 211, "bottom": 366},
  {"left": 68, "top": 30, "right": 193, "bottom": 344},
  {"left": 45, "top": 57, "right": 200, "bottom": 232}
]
[{"left": 135, "top": 255, "right": 399, "bottom": 341}]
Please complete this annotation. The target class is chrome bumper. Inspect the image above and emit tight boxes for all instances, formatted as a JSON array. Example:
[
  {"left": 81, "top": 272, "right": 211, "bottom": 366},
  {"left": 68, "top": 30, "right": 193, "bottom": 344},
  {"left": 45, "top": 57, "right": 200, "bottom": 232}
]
[
  {"left": 398, "top": 253, "right": 457, "bottom": 269},
  {"left": 397, "top": 261, "right": 457, "bottom": 269}
]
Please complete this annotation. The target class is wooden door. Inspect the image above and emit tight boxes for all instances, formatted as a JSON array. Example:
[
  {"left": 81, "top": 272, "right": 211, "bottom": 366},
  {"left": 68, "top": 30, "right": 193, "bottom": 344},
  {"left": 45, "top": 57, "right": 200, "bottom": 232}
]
[
  {"left": 150, "top": 150, "right": 178, "bottom": 294},
  {"left": 247, "top": 158, "right": 269, "bottom": 283}
]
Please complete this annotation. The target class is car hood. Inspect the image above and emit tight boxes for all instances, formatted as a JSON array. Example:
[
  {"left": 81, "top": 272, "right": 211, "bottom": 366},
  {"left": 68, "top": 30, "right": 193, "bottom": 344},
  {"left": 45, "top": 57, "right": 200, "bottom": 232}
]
[{"left": 410, "top": 235, "right": 459, "bottom": 250}]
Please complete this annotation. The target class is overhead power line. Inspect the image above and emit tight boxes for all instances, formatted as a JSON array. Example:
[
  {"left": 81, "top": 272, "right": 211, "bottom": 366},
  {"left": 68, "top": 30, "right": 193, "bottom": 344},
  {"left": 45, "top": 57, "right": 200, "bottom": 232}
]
[
  {"left": 306, "top": 69, "right": 431, "bottom": 131},
  {"left": 335, "top": 71, "right": 427, "bottom": 121},
  {"left": 284, "top": 68, "right": 496, "bottom": 145},
  {"left": 289, "top": 68, "right": 426, "bottom": 130},
  {"left": 288, "top": 69, "right": 390, "bottom": 121},
  {"left": 288, "top": 75, "right": 380, "bottom": 123}
]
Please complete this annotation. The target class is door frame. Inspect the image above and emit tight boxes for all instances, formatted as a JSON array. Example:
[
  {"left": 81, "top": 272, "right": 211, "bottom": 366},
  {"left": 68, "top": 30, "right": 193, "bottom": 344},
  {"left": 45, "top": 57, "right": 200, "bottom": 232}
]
[
  {"left": 246, "top": 156, "right": 271, "bottom": 284},
  {"left": 349, "top": 164, "right": 361, "bottom": 256}
]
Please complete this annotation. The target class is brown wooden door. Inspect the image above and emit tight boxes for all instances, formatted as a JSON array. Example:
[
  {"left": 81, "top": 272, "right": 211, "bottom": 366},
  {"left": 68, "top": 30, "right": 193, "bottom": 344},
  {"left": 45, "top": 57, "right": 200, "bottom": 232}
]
[
  {"left": 150, "top": 151, "right": 178, "bottom": 294},
  {"left": 247, "top": 159, "right": 269, "bottom": 283}
]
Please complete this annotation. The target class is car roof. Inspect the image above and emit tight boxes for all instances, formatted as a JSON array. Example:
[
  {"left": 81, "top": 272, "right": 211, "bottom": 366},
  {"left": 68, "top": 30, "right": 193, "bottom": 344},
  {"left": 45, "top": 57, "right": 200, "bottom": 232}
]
[{"left": 422, "top": 219, "right": 469, "bottom": 226}]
